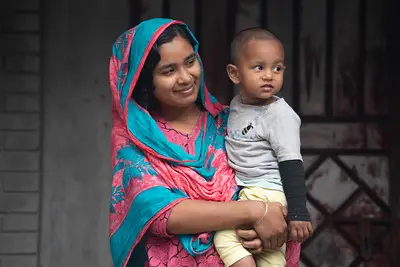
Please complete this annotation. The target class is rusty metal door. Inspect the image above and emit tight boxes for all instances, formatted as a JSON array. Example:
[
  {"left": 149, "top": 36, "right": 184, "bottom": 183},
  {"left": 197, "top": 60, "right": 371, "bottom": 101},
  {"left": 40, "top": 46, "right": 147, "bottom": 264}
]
[
  {"left": 130, "top": 1, "right": 396, "bottom": 266},
  {"left": 284, "top": 1, "right": 391, "bottom": 266}
]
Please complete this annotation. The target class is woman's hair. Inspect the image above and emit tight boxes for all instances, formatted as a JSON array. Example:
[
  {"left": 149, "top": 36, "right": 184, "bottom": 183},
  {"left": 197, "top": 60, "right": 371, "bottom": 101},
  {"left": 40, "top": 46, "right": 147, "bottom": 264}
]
[{"left": 132, "top": 24, "right": 194, "bottom": 111}]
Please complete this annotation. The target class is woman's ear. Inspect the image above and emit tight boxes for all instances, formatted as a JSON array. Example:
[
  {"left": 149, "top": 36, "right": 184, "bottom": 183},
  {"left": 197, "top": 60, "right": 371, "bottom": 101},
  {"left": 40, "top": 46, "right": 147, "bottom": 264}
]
[{"left": 226, "top": 64, "right": 240, "bottom": 84}]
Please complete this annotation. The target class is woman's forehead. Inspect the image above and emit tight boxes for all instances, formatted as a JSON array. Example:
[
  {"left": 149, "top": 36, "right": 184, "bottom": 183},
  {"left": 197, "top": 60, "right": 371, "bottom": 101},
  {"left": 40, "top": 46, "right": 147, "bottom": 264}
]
[{"left": 158, "top": 36, "right": 195, "bottom": 63}]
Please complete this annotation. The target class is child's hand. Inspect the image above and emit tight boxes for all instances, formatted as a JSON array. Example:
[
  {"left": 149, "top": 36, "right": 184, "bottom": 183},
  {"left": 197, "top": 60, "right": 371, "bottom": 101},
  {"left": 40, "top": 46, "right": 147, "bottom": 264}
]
[{"left": 288, "top": 221, "right": 313, "bottom": 243}]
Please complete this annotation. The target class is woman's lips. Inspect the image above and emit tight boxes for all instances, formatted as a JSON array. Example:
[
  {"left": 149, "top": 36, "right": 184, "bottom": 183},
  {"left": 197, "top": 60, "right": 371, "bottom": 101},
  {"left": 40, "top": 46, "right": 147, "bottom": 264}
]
[{"left": 175, "top": 84, "right": 195, "bottom": 95}]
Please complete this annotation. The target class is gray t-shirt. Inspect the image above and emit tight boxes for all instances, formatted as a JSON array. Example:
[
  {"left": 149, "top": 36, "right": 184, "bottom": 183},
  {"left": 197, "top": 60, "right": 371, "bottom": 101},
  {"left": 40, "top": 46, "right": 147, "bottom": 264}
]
[{"left": 226, "top": 95, "right": 303, "bottom": 191}]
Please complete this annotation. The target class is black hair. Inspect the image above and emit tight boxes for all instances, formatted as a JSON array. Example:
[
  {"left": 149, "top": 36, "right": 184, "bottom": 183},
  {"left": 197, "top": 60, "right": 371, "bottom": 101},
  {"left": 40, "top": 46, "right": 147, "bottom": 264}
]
[
  {"left": 230, "top": 27, "right": 282, "bottom": 64},
  {"left": 132, "top": 24, "right": 194, "bottom": 111}
]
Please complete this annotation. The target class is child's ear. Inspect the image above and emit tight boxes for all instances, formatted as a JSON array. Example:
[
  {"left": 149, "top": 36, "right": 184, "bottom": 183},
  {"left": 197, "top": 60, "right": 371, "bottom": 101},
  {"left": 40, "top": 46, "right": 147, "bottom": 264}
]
[{"left": 226, "top": 64, "right": 240, "bottom": 84}]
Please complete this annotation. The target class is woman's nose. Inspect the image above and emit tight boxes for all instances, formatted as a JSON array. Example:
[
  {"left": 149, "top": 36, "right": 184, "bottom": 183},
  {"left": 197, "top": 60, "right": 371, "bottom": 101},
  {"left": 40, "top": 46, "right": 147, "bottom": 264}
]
[{"left": 177, "top": 68, "right": 192, "bottom": 84}]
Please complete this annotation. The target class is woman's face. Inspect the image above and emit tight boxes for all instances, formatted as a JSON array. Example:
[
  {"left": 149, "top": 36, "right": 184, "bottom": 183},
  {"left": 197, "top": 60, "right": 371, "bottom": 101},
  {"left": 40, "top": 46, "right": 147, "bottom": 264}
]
[{"left": 152, "top": 35, "right": 201, "bottom": 109}]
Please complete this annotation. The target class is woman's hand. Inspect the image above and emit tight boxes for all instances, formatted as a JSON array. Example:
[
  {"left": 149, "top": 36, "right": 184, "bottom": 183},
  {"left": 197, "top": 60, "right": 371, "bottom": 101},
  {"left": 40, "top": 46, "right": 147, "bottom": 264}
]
[
  {"left": 236, "top": 228, "right": 263, "bottom": 254},
  {"left": 251, "top": 201, "right": 288, "bottom": 250}
]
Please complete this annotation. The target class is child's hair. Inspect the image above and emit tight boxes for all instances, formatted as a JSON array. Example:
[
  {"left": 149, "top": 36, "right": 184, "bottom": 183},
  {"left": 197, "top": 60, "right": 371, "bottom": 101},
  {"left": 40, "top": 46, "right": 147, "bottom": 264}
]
[
  {"left": 230, "top": 27, "right": 282, "bottom": 64},
  {"left": 132, "top": 24, "right": 195, "bottom": 111}
]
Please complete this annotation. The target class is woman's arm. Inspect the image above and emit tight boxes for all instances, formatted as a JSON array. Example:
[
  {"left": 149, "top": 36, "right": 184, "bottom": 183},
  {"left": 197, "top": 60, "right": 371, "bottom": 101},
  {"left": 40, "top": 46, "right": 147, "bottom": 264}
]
[
  {"left": 167, "top": 199, "right": 265, "bottom": 234},
  {"left": 149, "top": 209, "right": 174, "bottom": 238},
  {"left": 167, "top": 199, "right": 288, "bottom": 250}
]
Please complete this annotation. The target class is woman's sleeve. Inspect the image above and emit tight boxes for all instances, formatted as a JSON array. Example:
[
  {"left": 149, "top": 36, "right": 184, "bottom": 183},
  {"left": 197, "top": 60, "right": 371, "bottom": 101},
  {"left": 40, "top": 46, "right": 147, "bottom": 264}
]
[{"left": 148, "top": 209, "right": 174, "bottom": 238}]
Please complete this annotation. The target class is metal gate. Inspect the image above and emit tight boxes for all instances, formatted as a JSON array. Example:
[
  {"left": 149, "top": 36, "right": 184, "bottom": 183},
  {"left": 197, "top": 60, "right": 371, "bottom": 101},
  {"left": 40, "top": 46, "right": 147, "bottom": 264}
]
[{"left": 129, "top": 1, "right": 396, "bottom": 266}]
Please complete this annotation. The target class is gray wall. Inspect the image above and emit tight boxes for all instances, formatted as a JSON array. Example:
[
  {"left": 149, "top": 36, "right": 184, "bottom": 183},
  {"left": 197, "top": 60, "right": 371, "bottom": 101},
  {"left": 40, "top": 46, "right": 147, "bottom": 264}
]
[
  {"left": 0, "top": 0, "right": 42, "bottom": 266},
  {"left": 40, "top": 0, "right": 129, "bottom": 266}
]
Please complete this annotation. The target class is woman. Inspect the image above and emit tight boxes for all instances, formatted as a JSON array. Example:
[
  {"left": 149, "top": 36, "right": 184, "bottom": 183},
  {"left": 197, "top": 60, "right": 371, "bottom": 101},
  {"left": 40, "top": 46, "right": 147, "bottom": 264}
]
[{"left": 109, "top": 18, "right": 300, "bottom": 267}]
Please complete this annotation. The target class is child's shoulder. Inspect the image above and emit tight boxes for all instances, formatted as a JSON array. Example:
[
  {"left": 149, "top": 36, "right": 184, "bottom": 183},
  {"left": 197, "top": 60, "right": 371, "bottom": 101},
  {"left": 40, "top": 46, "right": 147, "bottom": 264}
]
[
  {"left": 229, "top": 95, "right": 242, "bottom": 109},
  {"left": 265, "top": 98, "right": 300, "bottom": 122}
]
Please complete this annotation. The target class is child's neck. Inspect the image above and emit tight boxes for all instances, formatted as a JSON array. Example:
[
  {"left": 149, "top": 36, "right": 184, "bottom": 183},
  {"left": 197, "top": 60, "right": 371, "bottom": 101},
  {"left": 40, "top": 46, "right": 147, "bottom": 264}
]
[{"left": 239, "top": 93, "right": 277, "bottom": 106}]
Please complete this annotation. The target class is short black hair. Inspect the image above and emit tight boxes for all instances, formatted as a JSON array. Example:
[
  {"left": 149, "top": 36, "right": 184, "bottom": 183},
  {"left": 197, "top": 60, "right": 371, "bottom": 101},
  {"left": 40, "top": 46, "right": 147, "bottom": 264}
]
[{"left": 230, "top": 27, "right": 282, "bottom": 63}]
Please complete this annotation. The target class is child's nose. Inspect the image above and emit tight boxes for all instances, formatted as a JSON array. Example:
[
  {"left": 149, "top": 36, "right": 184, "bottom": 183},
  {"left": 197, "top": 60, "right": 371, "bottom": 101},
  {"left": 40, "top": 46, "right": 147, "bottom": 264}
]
[{"left": 263, "top": 70, "right": 273, "bottom": 80}]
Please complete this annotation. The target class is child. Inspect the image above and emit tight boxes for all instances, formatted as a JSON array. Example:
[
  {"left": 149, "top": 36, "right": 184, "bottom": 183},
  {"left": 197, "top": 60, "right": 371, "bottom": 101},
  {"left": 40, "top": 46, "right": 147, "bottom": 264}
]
[{"left": 214, "top": 28, "right": 312, "bottom": 267}]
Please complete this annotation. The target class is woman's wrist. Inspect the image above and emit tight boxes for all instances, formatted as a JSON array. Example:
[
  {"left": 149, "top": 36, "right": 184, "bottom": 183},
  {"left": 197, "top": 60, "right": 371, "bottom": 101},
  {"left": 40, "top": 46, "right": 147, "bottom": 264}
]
[{"left": 246, "top": 200, "right": 267, "bottom": 226}]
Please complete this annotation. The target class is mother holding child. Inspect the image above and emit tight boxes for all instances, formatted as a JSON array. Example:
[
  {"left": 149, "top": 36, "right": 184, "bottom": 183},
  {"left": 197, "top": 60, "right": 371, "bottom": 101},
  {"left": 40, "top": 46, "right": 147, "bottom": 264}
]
[{"left": 109, "top": 18, "right": 311, "bottom": 267}]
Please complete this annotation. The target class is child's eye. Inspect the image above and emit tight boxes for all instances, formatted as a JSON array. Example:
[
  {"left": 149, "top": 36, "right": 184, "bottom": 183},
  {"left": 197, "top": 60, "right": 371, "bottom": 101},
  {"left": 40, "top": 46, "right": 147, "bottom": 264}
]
[
  {"left": 254, "top": 65, "right": 263, "bottom": 71},
  {"left": 273, "top": 65, "right": 284, "bottom": 72}
]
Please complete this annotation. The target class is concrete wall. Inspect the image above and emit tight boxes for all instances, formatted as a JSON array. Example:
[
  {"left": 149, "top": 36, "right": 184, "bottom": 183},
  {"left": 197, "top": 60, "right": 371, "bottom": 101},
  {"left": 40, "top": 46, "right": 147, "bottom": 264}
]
[
  {"left": 0, "top": 0, "right": 42, "bottom": 266},
  {"left": 38, "top": 0, "right": 129, "bottom": 266}
]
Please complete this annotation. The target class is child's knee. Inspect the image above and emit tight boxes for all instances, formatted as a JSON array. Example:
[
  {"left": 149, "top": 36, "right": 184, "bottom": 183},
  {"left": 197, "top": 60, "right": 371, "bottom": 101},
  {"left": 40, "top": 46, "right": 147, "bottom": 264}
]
[
  {"left": 256, "top": 244, "right": 286, "bottom": 267},
  {"left": 214, "top": 230, "right": 253, "bottom": 267}
]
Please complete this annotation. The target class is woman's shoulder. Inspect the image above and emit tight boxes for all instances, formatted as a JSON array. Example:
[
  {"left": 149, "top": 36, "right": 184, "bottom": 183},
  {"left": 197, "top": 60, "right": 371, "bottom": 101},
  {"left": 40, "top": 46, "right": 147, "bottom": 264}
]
[{"left": 215, "top": 106, "right": 230, "bottom": 124}]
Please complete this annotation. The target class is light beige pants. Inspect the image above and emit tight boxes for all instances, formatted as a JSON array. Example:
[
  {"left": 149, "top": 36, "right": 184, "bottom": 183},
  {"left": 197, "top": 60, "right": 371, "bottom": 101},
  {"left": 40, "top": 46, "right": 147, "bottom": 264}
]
[{"left": 214, "top": 187, "right": 287, "bottom": 267}]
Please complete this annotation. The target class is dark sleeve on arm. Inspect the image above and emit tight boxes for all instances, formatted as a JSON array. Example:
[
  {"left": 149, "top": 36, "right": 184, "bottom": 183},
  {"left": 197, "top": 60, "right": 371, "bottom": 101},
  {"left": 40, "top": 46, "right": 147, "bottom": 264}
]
[{"left": 279, "top": 160, "right": 311, "bottom": 221}]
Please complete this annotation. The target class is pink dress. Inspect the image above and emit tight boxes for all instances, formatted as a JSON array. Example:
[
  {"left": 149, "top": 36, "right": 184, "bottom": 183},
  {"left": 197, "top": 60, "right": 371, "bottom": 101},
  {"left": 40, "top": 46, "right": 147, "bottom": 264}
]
[{"left": 144, "top": 112, "right": 300, "bottom": 267}]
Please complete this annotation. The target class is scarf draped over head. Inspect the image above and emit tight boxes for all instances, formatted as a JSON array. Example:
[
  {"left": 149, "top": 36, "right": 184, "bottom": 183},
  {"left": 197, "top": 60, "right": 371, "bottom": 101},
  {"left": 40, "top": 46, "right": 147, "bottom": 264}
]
[{"left": 108, "top": 18, "right": 238, "bottom": 267}]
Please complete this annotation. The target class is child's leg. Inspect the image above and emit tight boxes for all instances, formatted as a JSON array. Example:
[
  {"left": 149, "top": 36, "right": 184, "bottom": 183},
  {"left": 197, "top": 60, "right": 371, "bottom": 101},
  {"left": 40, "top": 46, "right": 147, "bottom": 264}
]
[
  {"left": 255, "top": 243, "right": 286, "bottom": 267},
  {"left": 214, "top": 229, "right": 255, "bottom": 267},
  {"left": 231, "top": 255, "right": 256, "bottom": 267},
  {"left": 214, "top": 187, "right": 259, "bottom": 267},
  {"left": 241, "top": 187, "right": 288, "bottom": 267}
]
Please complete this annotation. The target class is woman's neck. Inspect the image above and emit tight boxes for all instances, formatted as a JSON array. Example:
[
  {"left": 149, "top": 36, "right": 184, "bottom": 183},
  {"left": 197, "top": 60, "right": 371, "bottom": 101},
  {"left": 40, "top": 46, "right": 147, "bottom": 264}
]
[
  {"left": 159, "top": 104, "right": 201, "bottom": 123},
  {"left": 157, "top": 104, "right": 201, "bottom": 134}
]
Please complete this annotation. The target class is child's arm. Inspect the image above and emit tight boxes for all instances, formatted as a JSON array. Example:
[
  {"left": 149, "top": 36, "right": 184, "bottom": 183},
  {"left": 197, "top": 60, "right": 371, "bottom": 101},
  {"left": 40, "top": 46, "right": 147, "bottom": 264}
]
[
  {"left": 260, "top": 109, "right": 312, "bottom": 242},
  {"left": 278, "top": 160, "right": 310, "bottom": 221},
  {"left": 279, "top": 160, "right": 312, "bottom": 243},
  {"left": 266, "top": 112, "right": 310, "bottom": 220}
]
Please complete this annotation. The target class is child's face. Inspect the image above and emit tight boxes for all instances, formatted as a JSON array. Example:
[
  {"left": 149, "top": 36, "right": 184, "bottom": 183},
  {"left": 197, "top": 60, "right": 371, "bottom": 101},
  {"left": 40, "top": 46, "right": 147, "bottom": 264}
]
[{"left": 228, "top": 39, "right": 285, "bottom": 105}]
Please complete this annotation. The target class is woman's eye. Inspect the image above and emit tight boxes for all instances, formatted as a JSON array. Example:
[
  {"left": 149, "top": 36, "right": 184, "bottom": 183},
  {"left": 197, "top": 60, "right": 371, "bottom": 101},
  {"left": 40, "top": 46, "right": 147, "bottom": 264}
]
[
  {"left": 162, "top": 69, "right": 174, "bottom": 75},
  {"left": 186, "top": 58, "right": 196, "bottom": 66}
]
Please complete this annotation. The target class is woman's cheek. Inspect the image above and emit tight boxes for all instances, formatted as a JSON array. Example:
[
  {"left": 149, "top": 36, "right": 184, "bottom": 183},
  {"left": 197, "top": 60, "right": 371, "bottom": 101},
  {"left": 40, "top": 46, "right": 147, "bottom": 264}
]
[
  {"left": 191, "top": 63, "right": 201, "bottom": 80},
  {"left": 154, "top": 77, "right": 174, "bottom": 94}
]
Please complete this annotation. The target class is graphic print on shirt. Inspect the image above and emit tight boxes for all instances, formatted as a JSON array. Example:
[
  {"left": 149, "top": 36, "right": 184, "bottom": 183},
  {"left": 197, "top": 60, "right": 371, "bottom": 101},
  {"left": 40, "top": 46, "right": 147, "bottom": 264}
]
[
  {"left": 228, "top": 119, "right": 259, "bottom": 140},
  {"left": 241, "top": 122, "right": 254, "bottom": 135}
]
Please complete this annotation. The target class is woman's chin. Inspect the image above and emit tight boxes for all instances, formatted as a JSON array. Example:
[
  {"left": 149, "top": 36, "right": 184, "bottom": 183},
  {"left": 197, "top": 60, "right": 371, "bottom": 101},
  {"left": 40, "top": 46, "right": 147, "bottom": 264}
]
[{"left": 173, "top": 90, "right": 199, "bottom": 107}]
